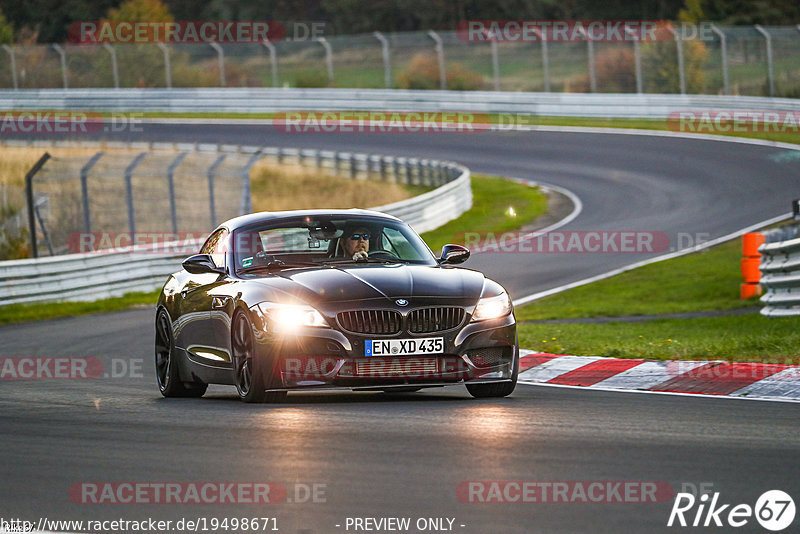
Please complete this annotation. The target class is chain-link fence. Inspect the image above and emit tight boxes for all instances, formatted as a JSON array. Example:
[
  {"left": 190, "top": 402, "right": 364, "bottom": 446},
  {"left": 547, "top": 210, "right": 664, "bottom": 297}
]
[
  {"left": 1, "top": 26, "right": 799, "bottom": 96},
  {"left": 10, "top": 150, "right": 255, "bottom": 258}
]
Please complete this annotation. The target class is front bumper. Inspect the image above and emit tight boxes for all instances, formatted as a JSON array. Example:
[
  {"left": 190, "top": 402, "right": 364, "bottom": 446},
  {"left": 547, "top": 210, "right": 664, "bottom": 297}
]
[{"left": 250, "top": 308, "right": 517, "bottom": 390}]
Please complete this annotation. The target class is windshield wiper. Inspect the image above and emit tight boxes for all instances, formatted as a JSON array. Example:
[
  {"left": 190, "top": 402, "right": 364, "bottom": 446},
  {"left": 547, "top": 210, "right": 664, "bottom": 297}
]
[{"left": 237, "top": 260, "right": 317, "bottom": 273}]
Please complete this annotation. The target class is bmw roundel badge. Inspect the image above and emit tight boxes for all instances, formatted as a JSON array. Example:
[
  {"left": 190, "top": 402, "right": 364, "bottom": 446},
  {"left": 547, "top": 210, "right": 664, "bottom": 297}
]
[{"left": 396, "top": 299, "right": 408, "bottom": 306}]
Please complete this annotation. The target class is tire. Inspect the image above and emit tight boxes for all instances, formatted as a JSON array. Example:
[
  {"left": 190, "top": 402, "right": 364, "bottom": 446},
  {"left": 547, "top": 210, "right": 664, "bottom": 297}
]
[
  {"left": 155, "top": 308, "right": 207, "bottom": 398},
  {"left": 465, "top": 347, "right": 518, "bottom": 399},
  {"left": 231, "top": 310, "right": 287, "bottom": 404}
]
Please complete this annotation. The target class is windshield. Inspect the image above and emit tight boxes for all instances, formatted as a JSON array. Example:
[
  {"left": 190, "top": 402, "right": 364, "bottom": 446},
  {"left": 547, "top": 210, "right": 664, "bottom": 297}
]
[{"left": 233, "top": 216, "right": 437, "bottom": 273}]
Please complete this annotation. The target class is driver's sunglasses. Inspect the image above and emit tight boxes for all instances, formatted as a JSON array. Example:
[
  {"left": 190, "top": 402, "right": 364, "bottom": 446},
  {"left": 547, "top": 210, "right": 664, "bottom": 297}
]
[{"left": 348, "top": 233, "right": 370, "bottom": 241}]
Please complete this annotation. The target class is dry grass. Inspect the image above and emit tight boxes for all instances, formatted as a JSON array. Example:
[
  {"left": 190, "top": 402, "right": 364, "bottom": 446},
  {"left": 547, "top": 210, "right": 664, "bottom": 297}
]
[
  {"left": 249, "top": 160, "right": 420, "bottom": 211},
  {"left": 0, "top": 146, "right": 125, "bottom": 186}
]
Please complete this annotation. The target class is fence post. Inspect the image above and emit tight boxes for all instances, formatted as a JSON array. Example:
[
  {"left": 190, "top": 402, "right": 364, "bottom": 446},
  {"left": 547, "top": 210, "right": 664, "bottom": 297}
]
[
  {"left": 666, "top": 24, "right": 687, "bottom": 95},
  {"left": 209, "top": 43, "right": 226, "bottom": 87},
  {"left": 316, "top": 37, "right": 334, "bottom": 87},
  {"left": 124, "top": 153, "right": 147, "bottom": 236},
  {"left": 80, "top": 151, "right": 104, "bottom": 233},
  {"left": 207, "top": 154, "right": 226, "bottom": 226},
  {"left": 710, "top": 24, "right": 729, "bottom": 95},
  {"left": 156, "top": 43, "right": 172, "bottom": 88},
  {"left": 24, "top": 153, "right": 51, "bottom": 258},
  {"left": 373, "top": 32, "right": 392, "bottom": 89},
  {"left": 625, "top": 28, "right": 643, "bottom": 94},
  {"left": 2, "top": 45, "right": 18, "bottom": 90},
  {"left": 52, "top": 44, "right": 69, "bottom": 89},
  {"left": 261, "top": 40, "right": 279, "bottom": 87},
  {"left": 427, "top": 30, "right": 446, "bottom": 90},
  {"left": 240, "top": 151, "right": 262, "bottom": 215},
  {"left": 167, "top": 151, "right": 188, "bottom": 233},
  {"left": 490, "top": 38, "right": 500, "bottom": 91},
  {"left": 754, "top": 25, "right": 775, "bottom": 97},
  {"left": 577, "top": 27, "right": 596, "bottom": 92},
  {"left": 529, "top": 27, "right": 550, "bottom": 92},
  {"left": 103, "top": 44, "right": 119, "bottom": 89}
]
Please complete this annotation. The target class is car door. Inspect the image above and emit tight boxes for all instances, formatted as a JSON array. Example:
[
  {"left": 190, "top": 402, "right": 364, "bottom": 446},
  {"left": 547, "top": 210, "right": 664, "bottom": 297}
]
[{"left": 175, "top": 228, "right": 232, "bottom": 365}]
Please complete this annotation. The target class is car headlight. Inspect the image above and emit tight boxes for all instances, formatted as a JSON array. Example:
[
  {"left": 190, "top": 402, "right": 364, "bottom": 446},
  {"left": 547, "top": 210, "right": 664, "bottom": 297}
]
[
  {"left": 472, "top": 292, "right": 512, "bottom": 321},
  {"left": 258, "top": 303, "right": 329, "bottom": 333}
]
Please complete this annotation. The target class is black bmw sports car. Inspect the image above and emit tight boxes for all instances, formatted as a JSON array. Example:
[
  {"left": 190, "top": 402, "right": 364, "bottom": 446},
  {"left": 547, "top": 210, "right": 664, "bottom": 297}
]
[{"left": 155, "top": 209, "right": 518, "bottom": 402}]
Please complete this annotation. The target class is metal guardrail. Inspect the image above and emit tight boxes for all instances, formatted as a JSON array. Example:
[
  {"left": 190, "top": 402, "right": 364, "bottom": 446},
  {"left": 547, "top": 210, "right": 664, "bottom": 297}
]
[
  {"left": 0, "top": 141, "right": 470, "bottom": 305},
  {"left": 759, "top": 223, "right": 800, "bottom": 316},
  {"left": 3, "top": 88, "right": 800, "bottom": 118}
]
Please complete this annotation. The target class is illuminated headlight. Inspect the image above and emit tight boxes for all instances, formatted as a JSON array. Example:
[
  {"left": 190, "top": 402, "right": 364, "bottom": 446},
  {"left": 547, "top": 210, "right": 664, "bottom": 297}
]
[
  {"left": 471, "top": 292, "right": 512, "bottom": 321},
  {"left": 258, "top": 303, "right": 329, "bottom": 333}
]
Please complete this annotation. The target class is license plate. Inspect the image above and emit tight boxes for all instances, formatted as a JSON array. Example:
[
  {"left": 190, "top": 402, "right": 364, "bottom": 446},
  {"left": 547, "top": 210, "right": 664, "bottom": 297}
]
[{"left": 365, "top": 337, "right": 444, "bottom": 357}]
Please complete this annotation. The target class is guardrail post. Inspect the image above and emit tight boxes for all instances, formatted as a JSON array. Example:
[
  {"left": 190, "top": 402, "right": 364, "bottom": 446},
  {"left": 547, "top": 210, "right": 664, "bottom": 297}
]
[
  {"left": 52, "top": 44, "right": 68, "bottom": 89},
  {"left": 2, "top": 45, "right": 18, "bottom": 90},
  {"left": 316, "top": 37, "right": 334, "bottom": 87},
  {"left": 373, "top": 32, "right": 392, "bottom": 89},
  {"left": 124, "top": 153, "right": 147, "bottom": 237},
  {"left": 156, "top": 43, "right": 172, "bottom": 89},
  {"left": 207, "top": 154, "right": 226, "bottom": 226},
  {"left": 167, "top": 151, "right": 188, "bottom": 233},
  {"left": 25, "top": 152, "right": 51, "bottom": 258},
  {"left": 754, "top": 25, "right": 775, "bottom": 97},
  {"left": 80, "top": 151, "right": 104, "bottom": 233},
  {"left": 209, "top": 43, "right": 226, "bottom": 87},
  {"left": 741, "top": 232, "right": 765, "bottom": 299},
  {"left": 103, "top": 44, "right": 119, "bottom": 89},
  {"left": 261, "top": 40, "right": 279, "bottom": 87},
  {"left": 349, "top": 154, "right": 358, "bottom": 179},
  {"left": 710, "top": 24, "right": 729, "bottom": 95},
  {"left": 427, "top": 30, "right": 446, "bottom": 90}
]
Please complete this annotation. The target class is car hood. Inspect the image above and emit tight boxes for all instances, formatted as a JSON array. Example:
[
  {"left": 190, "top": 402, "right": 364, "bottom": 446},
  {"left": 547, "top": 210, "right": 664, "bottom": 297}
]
[{"left": 259, "top": 264, "right": 486, "bottom": 305}]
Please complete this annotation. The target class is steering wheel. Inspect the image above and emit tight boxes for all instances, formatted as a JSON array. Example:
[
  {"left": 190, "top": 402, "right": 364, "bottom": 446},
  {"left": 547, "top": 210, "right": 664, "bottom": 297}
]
[{"left": 368, "top": 250, "right": 400, "bottom": 260}]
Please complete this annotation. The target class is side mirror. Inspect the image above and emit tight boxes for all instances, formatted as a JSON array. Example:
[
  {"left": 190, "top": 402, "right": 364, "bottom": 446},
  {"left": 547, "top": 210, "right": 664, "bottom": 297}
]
[
  {"left": 439, "top": 244, "right": 470, "bottom": 265},
  {"left": 182, "top": 254, "right": 225, "bottom": 275}
]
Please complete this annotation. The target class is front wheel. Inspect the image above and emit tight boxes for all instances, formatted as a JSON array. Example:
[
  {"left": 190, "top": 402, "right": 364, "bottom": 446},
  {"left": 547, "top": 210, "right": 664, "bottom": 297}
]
[
  {"left": 231, "top": 311, "right": 286, "bottom": 404},
  {"left": 155, "top": 308, "right": 207, "bottom": 398}
]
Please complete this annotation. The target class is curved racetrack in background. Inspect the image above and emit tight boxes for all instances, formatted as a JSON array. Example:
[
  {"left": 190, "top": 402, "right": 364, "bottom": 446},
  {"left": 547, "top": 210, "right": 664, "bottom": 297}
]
[{"left": 2, "top": 126, "right": 800, "bottom": 533}]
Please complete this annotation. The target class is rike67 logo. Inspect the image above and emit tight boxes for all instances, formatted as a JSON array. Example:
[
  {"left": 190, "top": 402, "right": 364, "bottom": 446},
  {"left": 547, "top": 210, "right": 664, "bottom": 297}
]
[{"left": 668, "top": 490, "right": 795, "bottom": 531}]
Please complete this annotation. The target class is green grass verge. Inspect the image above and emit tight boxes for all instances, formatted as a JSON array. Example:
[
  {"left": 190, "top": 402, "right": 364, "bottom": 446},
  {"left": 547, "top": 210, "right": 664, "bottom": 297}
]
[
  {"left": 0, "top": 290, "right": 160, "bottom": 326},
  {"left": 515, "top": 239, "right": 755, "bottom": 321},
  {"left": 421, "top": 174, "right": 547, "bottom": 254},
  {"left": 518, "top": 314, "right": 800, "bottom": 362},
  {"left": 514, "top": 238, "right": 800, "bottom": 362}
]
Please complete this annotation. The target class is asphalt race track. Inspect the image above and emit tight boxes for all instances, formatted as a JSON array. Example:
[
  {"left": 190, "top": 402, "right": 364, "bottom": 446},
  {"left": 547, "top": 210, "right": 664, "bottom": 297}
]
[{"left": 2, "top": 127, "right": 800, "bottom": 533}]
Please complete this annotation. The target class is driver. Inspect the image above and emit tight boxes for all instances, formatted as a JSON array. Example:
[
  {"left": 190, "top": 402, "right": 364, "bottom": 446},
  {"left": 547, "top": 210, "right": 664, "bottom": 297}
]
[{"left": 341, "top": 225, "right": 371, "bottom": 260}]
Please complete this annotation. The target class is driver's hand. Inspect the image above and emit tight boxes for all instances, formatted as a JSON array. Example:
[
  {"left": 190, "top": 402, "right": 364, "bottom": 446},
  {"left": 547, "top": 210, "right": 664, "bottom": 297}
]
[{"left": 352, "top": 251, "right": 369, "bottom": 260}]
